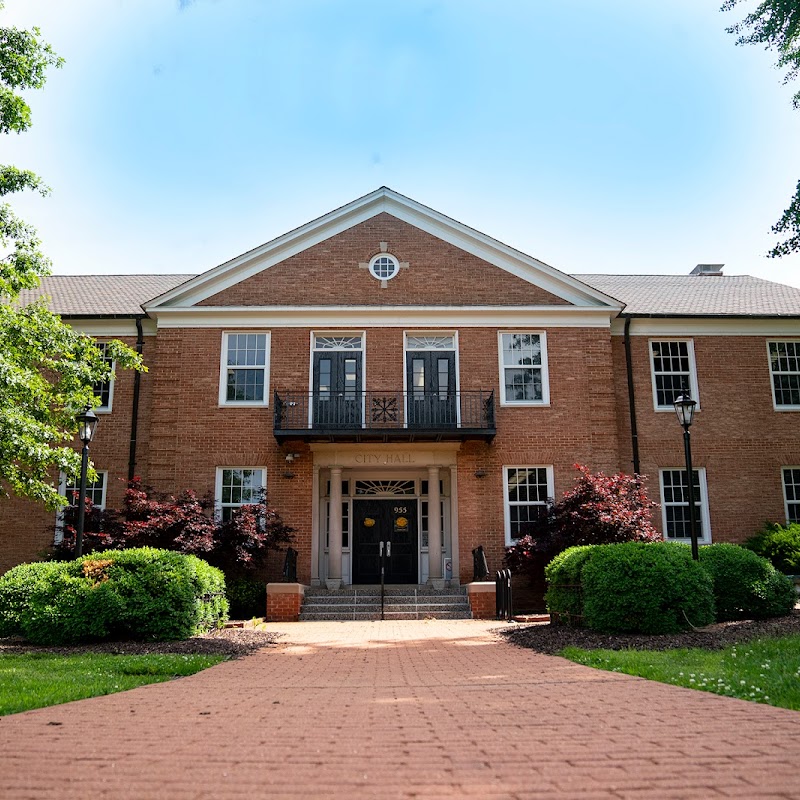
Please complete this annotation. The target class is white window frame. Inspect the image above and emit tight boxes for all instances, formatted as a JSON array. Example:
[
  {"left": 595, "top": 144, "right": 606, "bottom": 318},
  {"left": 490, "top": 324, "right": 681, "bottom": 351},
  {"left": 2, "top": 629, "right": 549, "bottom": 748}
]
[
  {"left": 309, "top": 331, "right": 367, "bottom": 427},
  {"left": 403, "top": 331, "right": 461, "bottom": 427},
  {"left": 93, "top": 342, "right": 115, "bottom": 414},
  {"left": 218, "top": 331, "right": 271, "bottom": 407},
  {"left": 55, "top": 470, "right": 108, "bottom": 544},
  {"left": 497, "top": 331, "right": 550, "bottom": 407},
  {"left": 768, "top": 340, "right": 800, "bottom": 411},
  {"left": 658, "top": 467, "right": 712, "bottom": 544},
  {"left": 503, "top": 465, "right": 554, "bottom": 545},
  {"left": 215, "top": 467, "right": 267, "bottom": 523},
  {"left": 782, "top": 467, "right": 800, "bottom": 525},
  {"left": 649, "top": 339, "right": 700, "bottom": 412}
]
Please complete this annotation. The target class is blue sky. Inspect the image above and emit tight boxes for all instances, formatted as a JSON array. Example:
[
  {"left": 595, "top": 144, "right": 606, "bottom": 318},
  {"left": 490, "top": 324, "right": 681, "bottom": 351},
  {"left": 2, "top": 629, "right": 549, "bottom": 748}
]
[{"left": 5, "top": 0, "right": 800, "bottom": 287}]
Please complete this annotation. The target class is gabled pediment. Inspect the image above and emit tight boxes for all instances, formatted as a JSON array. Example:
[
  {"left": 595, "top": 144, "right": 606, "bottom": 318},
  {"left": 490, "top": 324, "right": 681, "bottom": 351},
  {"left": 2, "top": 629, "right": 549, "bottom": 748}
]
[{"left": 145, "top": 188, "right": 622, "bottom": 311}]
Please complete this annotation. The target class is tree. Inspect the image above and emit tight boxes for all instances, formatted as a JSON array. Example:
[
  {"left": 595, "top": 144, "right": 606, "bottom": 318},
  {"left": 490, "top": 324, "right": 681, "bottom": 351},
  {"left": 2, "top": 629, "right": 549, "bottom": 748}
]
[
  {"left": 0, "top": 3, "right": 143, "bottom": 509},
  {"left": 722, "top": 1, "right": 800, "bottom": 256},
  {"left": 504, "top": 465, "right": 660, "bottom": 584}
]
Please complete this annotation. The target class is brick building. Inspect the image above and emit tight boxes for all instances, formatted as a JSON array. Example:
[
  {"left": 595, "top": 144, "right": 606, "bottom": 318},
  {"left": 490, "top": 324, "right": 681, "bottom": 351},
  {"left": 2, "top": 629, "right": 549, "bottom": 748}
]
[{"left": 4, "top": 188, "right": 800, "bottom": 592}]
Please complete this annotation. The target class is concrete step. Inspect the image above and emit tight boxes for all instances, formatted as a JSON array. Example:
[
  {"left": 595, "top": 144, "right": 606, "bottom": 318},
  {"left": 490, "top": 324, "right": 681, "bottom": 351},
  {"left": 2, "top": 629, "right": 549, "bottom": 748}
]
[{"left": 299, "top": 585, "right": 471, "bottom": 621}]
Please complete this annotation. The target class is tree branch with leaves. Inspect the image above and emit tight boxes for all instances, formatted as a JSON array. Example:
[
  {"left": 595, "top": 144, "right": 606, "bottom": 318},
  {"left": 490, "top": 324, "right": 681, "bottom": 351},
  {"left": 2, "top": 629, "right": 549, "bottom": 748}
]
[
  {"left": 722, "top": 1, "right": 800, "bottom": 257},
  {"left": 0, "top": 3, "right": 144, "bottom": 511}
]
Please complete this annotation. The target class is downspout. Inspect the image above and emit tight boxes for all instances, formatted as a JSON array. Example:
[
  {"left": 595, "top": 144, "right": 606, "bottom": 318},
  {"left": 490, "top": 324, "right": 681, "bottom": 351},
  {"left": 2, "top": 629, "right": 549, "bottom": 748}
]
[
  {"left": 127, "top": 316, "right": 145, "bottom": 482},
  {"left": 623, "top": 316, "right": 641, "bottom": 475}
]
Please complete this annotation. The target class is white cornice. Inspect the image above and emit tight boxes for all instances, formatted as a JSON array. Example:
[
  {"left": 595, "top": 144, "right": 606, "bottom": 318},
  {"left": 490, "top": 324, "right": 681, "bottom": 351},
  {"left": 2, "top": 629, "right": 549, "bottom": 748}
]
[
  {"left": 66, "top": 319, "right": 157, "bottom": 337},
  {"left": 149, "top": 305, "right": 615, "bottom": 329},
  {"left": 145, "top": 188, "right": 623, "bottom": 311},
  {"left": 612, "top": 318, "right": 800, "bottom": 336}
]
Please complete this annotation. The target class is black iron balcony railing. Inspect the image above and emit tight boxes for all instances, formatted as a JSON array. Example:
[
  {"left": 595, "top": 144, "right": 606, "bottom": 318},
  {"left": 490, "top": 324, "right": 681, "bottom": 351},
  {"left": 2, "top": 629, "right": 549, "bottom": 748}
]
[{"left": 273, "top": 390, "right": 495, "bottom": 442}]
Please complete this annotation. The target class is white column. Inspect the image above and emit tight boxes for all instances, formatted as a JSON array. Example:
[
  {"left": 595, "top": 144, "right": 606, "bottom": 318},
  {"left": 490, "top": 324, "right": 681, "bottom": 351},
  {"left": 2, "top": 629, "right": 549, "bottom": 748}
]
[
  {"left": 449, "top": 464, "right": 459, "bottom": 585},
  {"left": 310, "top": 465, "right": 321, "bottom": 586},
  {"left": 427, "top": 465, "right": 445, "bottom": 589},
  {"left": 326, "top": 466, "right": 343, "bottom": 590}
]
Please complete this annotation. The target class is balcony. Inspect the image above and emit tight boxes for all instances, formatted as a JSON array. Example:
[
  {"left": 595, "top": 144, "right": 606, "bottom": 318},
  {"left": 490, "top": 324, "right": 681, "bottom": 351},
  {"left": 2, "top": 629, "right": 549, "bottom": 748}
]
[{"left": 273, "top": 390, "right": 496, "bottom": 443}]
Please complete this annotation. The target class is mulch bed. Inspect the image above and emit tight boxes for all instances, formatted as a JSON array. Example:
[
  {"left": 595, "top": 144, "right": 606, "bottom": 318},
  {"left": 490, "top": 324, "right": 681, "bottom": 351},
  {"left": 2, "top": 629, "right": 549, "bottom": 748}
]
[
  {"left": 501, "top": 609, "right": 800, "bottom": 654},
  {"left": 0, "top": 628, "right": 283, "bottom": 658}
]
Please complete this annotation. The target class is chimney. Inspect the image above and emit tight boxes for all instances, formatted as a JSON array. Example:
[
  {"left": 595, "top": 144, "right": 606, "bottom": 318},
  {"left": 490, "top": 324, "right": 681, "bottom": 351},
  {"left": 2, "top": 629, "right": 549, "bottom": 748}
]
[{"left": 690, "top": 263, "right": 724, "bottom": 276}]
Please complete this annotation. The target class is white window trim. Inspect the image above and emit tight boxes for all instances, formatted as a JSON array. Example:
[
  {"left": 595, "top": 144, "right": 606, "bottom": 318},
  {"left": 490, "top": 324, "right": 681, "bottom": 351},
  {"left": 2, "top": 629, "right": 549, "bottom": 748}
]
[
  {"left": 649, "top": 339, "right": 700, "bottom": 412},
  {"left": 93, "top": 342, "right": 115, "bottom": 414},
  {"left": 782, "top": 466, "right": 800, "bottom": 525},
  {"left": 658, "top": 467, "right": 712, "bottom": 544},
  {"left": 218, "top": 331, "right": 271, "bottom": 407},
  {"left": 214, "top": 467, "right": 267, "bottom": 523},
  {"left": 368, "top": 253, "right": 400, "bottom": 282},
  {"left": 503, "top": 465, "right": 554, "bottom": 546},
  {"left": 55, "top": 470, "right": 108, "bottom": 544},
  {"left": 767, "top": 340, "right": 800, "bottom": 411},
  {"left": 497, "top": 331, "right": 550, "bottom": 407}
]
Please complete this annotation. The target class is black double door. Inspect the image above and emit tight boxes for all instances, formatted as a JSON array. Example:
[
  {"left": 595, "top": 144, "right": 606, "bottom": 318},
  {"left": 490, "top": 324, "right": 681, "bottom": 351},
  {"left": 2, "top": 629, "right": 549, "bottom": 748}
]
[
  {"left": 313, "top": 351, "right": 362, "bottom": 428},
  {"left": 352, "top": 499, "right": 418, "bottom": 584},
  {"left": 406, "top": 351, "right": 457, "bottom": 427}
]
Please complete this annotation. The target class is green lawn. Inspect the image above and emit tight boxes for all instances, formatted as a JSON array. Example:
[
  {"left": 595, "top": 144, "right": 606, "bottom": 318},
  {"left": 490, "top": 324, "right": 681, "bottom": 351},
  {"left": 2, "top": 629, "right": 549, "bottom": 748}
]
[
  {"left": 562, "top": 634, "right": 800, "bottom": 710},
  {"left": 0, "top": 652, "right": 225, "bottom": 716}
]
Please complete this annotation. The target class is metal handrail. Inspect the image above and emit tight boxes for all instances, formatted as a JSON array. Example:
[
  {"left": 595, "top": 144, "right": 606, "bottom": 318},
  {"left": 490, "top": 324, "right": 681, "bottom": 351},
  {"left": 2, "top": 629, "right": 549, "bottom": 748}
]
[{"left": 274, "top": 389, "right": 495, "bottom": 432}]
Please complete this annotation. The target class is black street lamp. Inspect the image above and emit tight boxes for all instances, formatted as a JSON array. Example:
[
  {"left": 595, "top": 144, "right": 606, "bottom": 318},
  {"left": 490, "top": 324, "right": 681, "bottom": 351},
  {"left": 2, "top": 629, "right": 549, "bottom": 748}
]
[
  {"left": 74, "top": 407, "right": 99, "bottom": 558},
  {"left": 673, "top": 391, "right": 699, "bottom": 560}
]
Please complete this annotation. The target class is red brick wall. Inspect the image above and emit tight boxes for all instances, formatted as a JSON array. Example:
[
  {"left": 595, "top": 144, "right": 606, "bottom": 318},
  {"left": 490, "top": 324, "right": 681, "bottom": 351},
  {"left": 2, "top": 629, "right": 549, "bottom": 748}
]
[
  {"left": 197, "top": 214, "right": 570, "bottom": 307},
  {"left": 611, "top": 334, "right": 799, "bottom": 543}
]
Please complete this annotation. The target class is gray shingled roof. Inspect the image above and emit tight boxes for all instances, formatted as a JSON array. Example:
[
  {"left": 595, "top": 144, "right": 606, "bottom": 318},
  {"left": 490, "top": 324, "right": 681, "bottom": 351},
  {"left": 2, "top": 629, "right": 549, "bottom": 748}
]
[
  {"left": 17, "top": 275, "right": 195, "bottom": 315},
  {"left": 15, "top": 272, "right": 800, "bottom": 317},
  {"left": 574, "top": 274, "right": 800, "bottom": 316}
]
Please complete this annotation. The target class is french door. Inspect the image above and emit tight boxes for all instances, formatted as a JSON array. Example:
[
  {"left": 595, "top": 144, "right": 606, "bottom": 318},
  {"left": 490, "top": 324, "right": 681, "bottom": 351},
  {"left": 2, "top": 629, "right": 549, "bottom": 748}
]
[
  {"left": 406, "top": 350, "right": 457, "bottom": 427},
  {"left": 351, "top": 499, "right": 418, "bottom": 584},
  {"left": 313, "top": 351, "right": 362, "bottom": 428}
]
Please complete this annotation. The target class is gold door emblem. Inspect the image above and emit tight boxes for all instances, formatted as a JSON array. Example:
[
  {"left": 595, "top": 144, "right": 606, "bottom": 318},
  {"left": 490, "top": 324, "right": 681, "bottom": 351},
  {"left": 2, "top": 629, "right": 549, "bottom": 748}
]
[
  {"left": 363, "top": 517, "right": 376, "bottom": 527},
  {"left": 395, "top": 516, "right": 408, "bottom": 529}
]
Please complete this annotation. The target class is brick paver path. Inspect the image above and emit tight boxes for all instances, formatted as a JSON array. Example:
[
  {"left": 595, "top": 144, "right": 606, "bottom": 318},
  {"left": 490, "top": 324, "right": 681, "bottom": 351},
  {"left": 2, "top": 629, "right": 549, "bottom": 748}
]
[{"left": 2, "top": 620, "right": 800, "bottom": 799}]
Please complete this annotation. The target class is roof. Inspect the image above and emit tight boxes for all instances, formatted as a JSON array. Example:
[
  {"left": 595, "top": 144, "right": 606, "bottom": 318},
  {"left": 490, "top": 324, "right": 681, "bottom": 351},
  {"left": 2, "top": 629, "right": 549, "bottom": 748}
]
[
  {"left": 15, "top": 272, "right": 800, "bottom": 319},
  {"left": 17, "top": 274, "right": 195, "bottom": 316},
  {"left": 574, "top": 274, "right": 800, "bottom": 317}
]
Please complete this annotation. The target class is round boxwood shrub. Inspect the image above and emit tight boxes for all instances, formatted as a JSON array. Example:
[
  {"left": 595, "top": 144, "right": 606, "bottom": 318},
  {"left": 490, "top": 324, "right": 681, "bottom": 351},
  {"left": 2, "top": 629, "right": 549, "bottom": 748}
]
[
  {"left": 544, "top": 546, "right": 593, "bottom": 626},
  {"left": 581, "top": 542, "right": 715, "bottom": 634},
  {"left": 743, "top": 523, "right": 800, "bottom": 575},
  {"left": 698, "top": 543, "right": 796, "bottom": 621},
  {"left": 0, "top": 548, "right": 228, "bottom": 645}
]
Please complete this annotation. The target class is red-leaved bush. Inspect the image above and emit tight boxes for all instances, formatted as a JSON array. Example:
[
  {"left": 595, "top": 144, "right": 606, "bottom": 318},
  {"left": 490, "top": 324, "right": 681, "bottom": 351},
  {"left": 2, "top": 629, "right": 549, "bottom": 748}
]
[
  {"left": 505, "top": 465, "right": 660, "bottom": 583},
  {"left": 55, "top": 479, "right": 293, "bottom": 574}
]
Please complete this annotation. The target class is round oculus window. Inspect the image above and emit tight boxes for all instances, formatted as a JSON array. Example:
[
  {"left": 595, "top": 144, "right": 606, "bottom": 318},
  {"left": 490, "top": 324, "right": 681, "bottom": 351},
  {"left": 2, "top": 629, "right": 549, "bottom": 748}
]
[{"left": 368, "top": 253, "right": 400, "bottom": 281}]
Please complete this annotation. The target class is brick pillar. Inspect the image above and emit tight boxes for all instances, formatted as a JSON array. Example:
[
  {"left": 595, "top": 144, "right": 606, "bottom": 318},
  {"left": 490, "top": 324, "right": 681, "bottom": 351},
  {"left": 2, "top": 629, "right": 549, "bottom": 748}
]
[
  {"left": 266, "top": 583, "right": 305, "bottom": 622},
  {"left": 466, "top": 581, "right": 496, "bottom": 619}
]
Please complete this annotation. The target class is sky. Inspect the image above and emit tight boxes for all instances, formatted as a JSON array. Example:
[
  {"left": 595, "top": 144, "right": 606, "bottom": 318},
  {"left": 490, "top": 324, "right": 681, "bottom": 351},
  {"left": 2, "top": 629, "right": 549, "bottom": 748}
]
[{"left": 4, "top": 0, "right": 800, "bottom": 288}]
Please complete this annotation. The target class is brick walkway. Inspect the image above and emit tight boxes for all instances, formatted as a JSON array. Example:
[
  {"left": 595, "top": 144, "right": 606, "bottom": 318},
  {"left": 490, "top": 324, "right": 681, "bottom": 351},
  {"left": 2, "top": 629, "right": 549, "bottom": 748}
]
[{"left": 2, "top": 620, "right": 800, "bottom": 799}]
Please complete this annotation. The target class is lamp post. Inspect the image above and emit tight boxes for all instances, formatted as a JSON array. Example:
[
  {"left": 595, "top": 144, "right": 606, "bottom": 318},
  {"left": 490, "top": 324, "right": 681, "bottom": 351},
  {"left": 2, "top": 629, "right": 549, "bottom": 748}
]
[
  {"left": 74, "top": 407, "right": 99, "bottom": 558},
  {"left": 673, "top": 391, "right": 699, "bottom": 561}
]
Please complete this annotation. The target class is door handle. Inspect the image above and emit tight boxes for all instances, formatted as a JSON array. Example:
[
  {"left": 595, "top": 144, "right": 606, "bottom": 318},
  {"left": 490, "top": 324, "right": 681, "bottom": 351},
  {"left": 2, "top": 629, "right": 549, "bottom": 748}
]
[
  {"left": 386, "top": 541, "right": 391, "bottom": 557},
  {"left": 379, "top": 541, "right": 384, "bottom": 556}
]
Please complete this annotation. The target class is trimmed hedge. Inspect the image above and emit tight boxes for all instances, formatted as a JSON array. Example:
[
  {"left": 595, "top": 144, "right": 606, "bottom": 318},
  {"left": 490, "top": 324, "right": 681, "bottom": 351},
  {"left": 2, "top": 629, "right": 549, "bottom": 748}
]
[
  {"left": 581, "top": 543, "right": 715, "bottom": 634},
  {"left": 544, "top": 546, "right": 593, "bottom": 625},
  {"left": 225, "top": 576, "right": 266, "bottom": 619},
  {"left": 743, "top": 523, "right": 800, "bottom": 575},
  {"left": 698, "top": 543, "right": 796, "bottom": 621},
  {"left": 0, "top": 548, "right": 228, "bottom": 645}
]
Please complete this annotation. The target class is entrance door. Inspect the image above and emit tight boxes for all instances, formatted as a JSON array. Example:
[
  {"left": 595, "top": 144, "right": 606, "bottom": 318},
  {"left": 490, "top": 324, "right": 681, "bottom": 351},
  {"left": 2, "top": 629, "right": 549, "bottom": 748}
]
[
  {"left": 313, "top": 351, "right": 362, "bottom": 428},
  {"left": 352, "top": 499, "right": 418, "bottom": 584},
  {"left": 406, "top": 351, "right": 456, "bottom": 427}
]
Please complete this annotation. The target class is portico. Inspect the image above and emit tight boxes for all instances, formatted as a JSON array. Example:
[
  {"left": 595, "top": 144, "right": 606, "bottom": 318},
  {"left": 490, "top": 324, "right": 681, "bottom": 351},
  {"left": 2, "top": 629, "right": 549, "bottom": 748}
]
[{"left": 309, "top": 443, "right": 460, "bottom": 589}]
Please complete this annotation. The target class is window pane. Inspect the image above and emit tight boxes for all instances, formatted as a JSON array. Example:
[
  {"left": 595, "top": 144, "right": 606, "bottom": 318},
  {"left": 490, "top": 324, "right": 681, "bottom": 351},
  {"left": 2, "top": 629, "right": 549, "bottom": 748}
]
[{"left": 651, "top": 341, "right": 691, "bottom": 407}]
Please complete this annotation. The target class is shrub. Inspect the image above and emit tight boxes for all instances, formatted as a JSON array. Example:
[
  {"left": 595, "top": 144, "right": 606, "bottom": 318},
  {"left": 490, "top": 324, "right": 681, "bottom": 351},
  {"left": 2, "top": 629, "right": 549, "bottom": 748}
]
[
  {"left": 226, "top": 576, "right": 266, "bottom": 619},
  {"left": 743, "top": 523, "right": 800, "bottom": 574},
  {"left": 698, "top": 543, "right": 796, "bottom": 621},
  {"left": 581, "top": 542, "right": 715, "bottom": 634},
  {"left": 0, "top": 548, "right": 228, "bottom": 645},
  {"left": 54, "top": 479, "right": 294, "bottom": 575},
  {"left": 543, "top": 546, "right": 593, "bottom": 625},
  {"left": 505, "top": 465, "right": 660, "bottom": 584}
]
